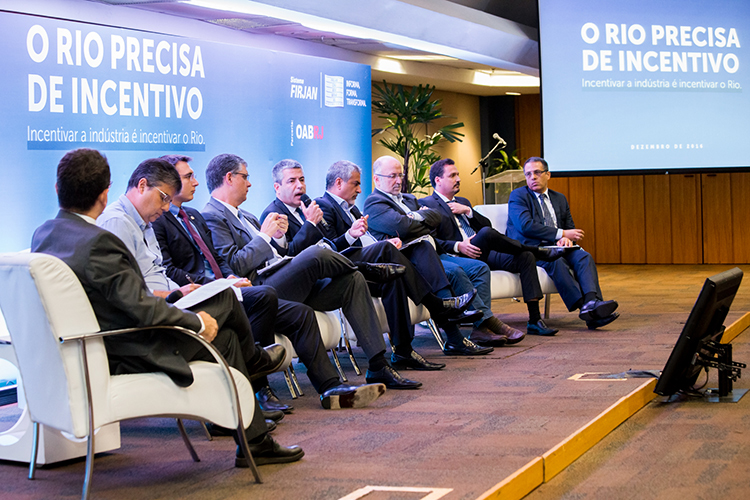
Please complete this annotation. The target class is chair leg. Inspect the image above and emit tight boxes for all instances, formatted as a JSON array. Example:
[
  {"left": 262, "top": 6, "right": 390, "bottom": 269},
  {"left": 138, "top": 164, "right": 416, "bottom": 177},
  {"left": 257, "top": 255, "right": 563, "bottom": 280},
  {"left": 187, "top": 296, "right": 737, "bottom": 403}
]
[
  {"left": 236, "top": 424, "right": 262, "bottom": 484},
  {"left": 176, "top": 418, "right": 200, "bottom": 462},
  {"left": 81, "top": 433, "right": 95, "bottom": 500},
  {"left": 283, "top": 369, "right": 299, "bottom": 399},
  {"left": 329, "top": 348, "right": 348, "bottom": 382},
  {"left": 288, "top": 364, "right": 304, "bottom": 397},
  {"left": 426, "top": 319, "right": 445, "bottom": 350},
  {"left": 200, "top": 421, "right": 213, "bottom": 441},
  {"left": 28, "top": 421, "right": 39, "bottom": 480},
  {"left": 338, "top": 312, "right": 361, "bottom": 375},
  {"left": 544, "top": 293, "right": 551, "bottom": 319}
]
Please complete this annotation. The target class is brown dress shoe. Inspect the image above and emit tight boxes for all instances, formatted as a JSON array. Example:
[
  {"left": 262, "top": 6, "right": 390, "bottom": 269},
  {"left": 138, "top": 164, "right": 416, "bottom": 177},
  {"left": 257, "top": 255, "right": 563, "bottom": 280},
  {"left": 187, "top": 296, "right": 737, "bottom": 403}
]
[
  {"left": 485, "top": 315, "right": 526, "bottom": 345},
  {"left": 469, "top": 326, "right": 507, "bottom": 347}
]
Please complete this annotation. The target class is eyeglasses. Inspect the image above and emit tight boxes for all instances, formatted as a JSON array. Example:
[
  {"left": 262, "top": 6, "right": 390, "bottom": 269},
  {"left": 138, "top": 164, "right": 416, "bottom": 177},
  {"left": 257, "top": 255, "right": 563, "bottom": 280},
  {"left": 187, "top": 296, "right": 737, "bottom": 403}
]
[
  {"left": 154, "top": 186, "right": 172, "bottom": 205},
  {"left": 375, "top": 173, "right": 405, "bottom": 180},
  {"left": 232, "top": 171, "right": 249, "bottom": 181},
  {"left": 524, "top": 169, "right": 549, "bottom": 178},
  {"left": 181, "top": 172, "right": 196, "bottom": 181}
]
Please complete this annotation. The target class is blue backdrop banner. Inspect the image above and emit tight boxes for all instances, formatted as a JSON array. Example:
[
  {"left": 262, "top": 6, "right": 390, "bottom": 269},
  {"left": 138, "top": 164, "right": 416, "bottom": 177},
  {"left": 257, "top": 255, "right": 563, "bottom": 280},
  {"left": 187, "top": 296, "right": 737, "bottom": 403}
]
[{"left": 0, "top": 11, "right": 371, "bottom": 251}]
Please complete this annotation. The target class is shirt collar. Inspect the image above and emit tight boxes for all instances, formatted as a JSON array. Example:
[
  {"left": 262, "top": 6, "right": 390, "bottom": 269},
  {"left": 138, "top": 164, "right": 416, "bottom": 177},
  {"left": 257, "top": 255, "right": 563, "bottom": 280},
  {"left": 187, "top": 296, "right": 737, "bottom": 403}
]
[
  {"left": 118, "top": 194, "right": 148, "bottom": 232},
  {"left": 74, "top": 212, "right": 97, "bottom": 225},
  {"left": 436, "top": 191, "right": 452, "bottom": 203},
  {"left": 378, "top": 187, "right": 402, "bottom": 204},
  {"left": 213, "top": 197, "right": 241, "bottom": 220},
  {"left": 168, "top": 204, "right": 181, "bottom": 218},
  {"left": 282, "top": 201, "right": 302, "bottom": 215},
  {"left": 326, "top": 191, "right": 349, "bottom": 209}
]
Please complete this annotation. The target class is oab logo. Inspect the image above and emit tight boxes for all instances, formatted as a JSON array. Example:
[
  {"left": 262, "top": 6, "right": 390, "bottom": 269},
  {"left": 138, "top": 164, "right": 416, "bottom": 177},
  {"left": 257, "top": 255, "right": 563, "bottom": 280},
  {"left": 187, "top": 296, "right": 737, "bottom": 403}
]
[{"left": 296, "top": 123, "right": 323, "bottom": 140}]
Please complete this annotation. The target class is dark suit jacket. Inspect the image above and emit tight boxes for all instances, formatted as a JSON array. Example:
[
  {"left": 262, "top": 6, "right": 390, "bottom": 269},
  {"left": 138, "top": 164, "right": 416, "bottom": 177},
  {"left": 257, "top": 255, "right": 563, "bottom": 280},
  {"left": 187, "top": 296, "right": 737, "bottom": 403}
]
[
  {"left": 363, "top": 189, "right": 442, "bottom": 242},
  {"left": 202, "top": 197, "right": 279, "bottom": 282},
  {"left": 506, "top": 186, "right": 575, "bottom": 246},
  {"left": 31, "top": 210, "right": 202, "bottom": 386},
  {"left": 152, "top": 206, "right": 234, "bottom": 286},
  {"left": 418, "top": 192, "right": 493, "bottom": 254},
  {"left": 315, "top": 192, "right": 363, "bottom": 251},
  {"left": 260, "top": 198, "right": 346, "bottom": 255}
]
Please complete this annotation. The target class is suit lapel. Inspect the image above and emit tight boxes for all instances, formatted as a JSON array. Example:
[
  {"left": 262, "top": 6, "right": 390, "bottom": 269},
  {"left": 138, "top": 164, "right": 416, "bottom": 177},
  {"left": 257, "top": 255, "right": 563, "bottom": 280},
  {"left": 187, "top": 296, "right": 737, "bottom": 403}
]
[
  {"left": 166, "top": 210, "right": 194, "bottom": 247},
  {"left": 433, "top": 192, "right": 462, "bottom": 237}
]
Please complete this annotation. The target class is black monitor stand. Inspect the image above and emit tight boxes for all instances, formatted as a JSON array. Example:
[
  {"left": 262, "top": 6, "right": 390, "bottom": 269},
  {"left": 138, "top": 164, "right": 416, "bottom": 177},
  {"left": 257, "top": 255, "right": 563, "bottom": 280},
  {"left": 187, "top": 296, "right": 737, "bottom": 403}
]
[{"left": 697, "top": 340, "right": 748, "bottom": 403}]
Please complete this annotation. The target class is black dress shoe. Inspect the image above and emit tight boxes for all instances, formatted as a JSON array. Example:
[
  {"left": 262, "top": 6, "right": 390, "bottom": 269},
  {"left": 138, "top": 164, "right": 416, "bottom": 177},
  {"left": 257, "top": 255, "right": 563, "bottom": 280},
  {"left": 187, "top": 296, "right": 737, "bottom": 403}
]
[
  {"left": 265, "top": 419, "right": 277, "bottom": 433},
  {"left": 586, "top": 312, "right": 620, "bottom": 330},
  {"left": 531, "top": 246, "right": 576, "bottom": 262},
  {"left": 365, "top": 365, "right": 422, "bottom": 389},
  {"left": 442, "top": 337, "right": 493, "bottom": 356},
  {"left": 391, "top": 350, "right": 446, "bottom": 371},
  {"left": 437, "top": 309, "right": 483, "bottom": 325},
  {"left": 357, "top": 262, "right": 406, "bottom": 283},
  {"left": 578, "top": 299, "right": 619, "bottom": 322},
  {"left": 235, "top": 435, "right": 304, "bottom": 467},
  {"left": 320, "top": 383, "right": 386, "bottom": 409},
  {"left": 248, "top": 344, "right": 286, "bottom": 381},
  {"left": 261, "top": 408, "right": 285, "bottom": 422},
  {"left": 256, "top": 386, "right": 294, "bottom": 414},
  {"left": 527, "top": 319, "right": 559, "bottom": 336}
]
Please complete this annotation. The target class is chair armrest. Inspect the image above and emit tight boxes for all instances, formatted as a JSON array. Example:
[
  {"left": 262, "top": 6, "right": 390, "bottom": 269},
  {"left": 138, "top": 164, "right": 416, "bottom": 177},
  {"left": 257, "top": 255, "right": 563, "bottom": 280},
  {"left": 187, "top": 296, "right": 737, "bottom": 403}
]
[{"left": 60, "top": 326, "right": 245, "bottom": 422}]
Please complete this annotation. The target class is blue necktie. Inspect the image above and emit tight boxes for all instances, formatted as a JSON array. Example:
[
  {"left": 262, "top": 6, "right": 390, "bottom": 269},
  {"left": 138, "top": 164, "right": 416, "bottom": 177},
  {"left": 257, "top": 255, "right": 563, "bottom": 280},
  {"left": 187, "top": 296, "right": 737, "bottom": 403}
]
[{"left": 452, "top": 199, "right": 475, "bottom": 238}]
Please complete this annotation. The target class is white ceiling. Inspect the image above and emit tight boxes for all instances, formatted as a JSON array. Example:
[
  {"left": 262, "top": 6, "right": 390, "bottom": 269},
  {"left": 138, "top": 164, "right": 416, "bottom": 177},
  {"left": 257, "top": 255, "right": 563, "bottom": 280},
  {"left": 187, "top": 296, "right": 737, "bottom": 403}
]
[{"left": 105, "top": 0, "right": 541, "bottom": 96}]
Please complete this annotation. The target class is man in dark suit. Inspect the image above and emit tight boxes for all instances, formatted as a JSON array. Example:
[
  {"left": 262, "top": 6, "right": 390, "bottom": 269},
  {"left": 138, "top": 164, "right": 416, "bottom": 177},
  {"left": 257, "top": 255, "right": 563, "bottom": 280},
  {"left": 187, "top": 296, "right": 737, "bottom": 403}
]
[
  {"left": 260, "top": 159, "right": 480, "bottom": 370},
  {"left": 31, "top": 148, "right": 303, "bottom": 467},
  {"left": 420, "top": 158, "right": 561, "bottom": 337},
  {"left": 153, "top": 155, "right": 385, "bottom": 411},
  {"left": 201, "top": 153, "right": 421, "bottom": 390},
  {"left": 364, "top": 155, "right": 516, "bottom": 352},
  {"left": 506, "top": 157, "right": 619, "bottom": 329}
]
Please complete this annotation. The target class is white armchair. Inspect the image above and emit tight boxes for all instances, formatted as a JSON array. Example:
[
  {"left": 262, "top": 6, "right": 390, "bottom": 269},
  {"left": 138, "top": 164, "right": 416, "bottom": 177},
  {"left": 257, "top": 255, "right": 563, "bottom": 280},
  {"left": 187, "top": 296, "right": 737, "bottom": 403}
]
[
  {"left": 0, "top": 252, "right": 261, "bottom": 500},
  {"left": 474, "top": 204, "right": 560, "bottom": 317}
]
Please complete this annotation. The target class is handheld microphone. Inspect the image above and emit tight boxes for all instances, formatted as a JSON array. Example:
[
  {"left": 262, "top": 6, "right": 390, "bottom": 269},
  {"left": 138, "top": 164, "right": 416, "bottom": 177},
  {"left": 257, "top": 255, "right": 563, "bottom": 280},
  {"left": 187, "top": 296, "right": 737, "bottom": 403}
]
[{"left": 300, "top": 194, "right": 329, "bottom": 228}]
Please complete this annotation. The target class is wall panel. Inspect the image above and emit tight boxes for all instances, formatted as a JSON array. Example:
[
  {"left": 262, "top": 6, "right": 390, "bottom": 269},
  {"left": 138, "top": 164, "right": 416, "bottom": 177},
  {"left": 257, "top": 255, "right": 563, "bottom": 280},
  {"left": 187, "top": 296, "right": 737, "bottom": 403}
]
[
  {"left": 731, "top": 172, "right": 750, "bottom": 263},
  {"left": 702, "top": 173, "right": 734, "bottom": 264},
  {"left": 568, "top": 177, "right": 596, "bottom": 261},
  {"left": 593, "top": 177, "right": 621, "bottom": 263},
  {"left": 644, "top": 175, "right": 672, "bottom": 263},
  {"left": 618, "top": 175, "right": 646, "bottom": 263},
  {"left": 670, "top": 174, "right": 702, "bottom": 264}
]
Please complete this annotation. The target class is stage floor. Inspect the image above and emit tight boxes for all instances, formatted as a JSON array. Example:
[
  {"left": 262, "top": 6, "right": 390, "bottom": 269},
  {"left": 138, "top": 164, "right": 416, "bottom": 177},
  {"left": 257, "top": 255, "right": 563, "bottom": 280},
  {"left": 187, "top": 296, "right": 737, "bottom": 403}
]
[{"left": 1, "top": 264, "right": 749, "bottom": 500}]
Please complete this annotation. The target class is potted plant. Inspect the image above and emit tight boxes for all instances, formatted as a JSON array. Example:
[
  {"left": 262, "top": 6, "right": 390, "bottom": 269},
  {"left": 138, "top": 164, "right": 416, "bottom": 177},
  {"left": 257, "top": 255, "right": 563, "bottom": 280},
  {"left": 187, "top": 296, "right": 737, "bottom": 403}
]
[{"left": 371, "top": 81, "right": 464, "bottom": 196}]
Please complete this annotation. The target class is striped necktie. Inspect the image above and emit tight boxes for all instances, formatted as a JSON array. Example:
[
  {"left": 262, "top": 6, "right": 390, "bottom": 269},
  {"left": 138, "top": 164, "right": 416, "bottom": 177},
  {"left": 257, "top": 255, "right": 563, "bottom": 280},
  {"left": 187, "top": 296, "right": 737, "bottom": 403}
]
[{"left": 452, "top": 199, "right": 475, "bottom": 238}]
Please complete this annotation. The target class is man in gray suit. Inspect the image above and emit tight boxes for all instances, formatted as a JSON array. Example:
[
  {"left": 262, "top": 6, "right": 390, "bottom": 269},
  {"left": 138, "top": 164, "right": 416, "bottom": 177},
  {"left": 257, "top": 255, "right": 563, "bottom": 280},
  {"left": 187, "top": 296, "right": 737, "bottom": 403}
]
[
  {"left": 31, "top": 148, "right": 303, "bottom": 467},
  {"left": 201, "top": 153, "right": 421, "bottom": 390}
]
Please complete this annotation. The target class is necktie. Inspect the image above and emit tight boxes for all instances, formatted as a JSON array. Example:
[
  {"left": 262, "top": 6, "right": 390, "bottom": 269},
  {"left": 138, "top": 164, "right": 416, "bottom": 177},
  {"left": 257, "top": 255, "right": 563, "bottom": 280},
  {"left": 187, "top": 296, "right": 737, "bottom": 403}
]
[
  {"left": 178, "top": 208, "right": 224, "bottom": 279},
  {"left": 295, "top": 207, "right": 306, "bottom": 224},
  {"left": 343, "top": 202, "right": 377, "bottom": 246},
  {"left": 452, "top": 199, "right": 475, "bottom": 238},
  {"left": 540, "top": 194, "right": 555, "bottom": 228}
]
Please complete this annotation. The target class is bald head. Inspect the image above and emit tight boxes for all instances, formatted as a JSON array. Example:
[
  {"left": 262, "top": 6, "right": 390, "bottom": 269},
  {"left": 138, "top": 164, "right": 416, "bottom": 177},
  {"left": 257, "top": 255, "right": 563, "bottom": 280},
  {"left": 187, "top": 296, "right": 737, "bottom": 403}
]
[{"left": 373, "top": 155, "right": 402, "bottom": 175}]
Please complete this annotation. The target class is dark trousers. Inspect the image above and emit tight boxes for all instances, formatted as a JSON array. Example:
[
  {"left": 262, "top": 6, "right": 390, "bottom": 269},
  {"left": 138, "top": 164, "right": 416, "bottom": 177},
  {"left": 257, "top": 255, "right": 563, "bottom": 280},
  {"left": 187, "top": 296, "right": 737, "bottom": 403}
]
[
  {"left": 240, "top": 285, "right": 340, "bottom": 394},
  {"left": 472, "top": 227, "right": 543, "bottom": 303},
  {"left": 538, "top": 248, "right": 602, "bottom": 311},
  {"left": 184, "top": 288, "right": 266, "bottom": 441},
  {"left": 258, "top": 246, "right": 386, "bottom": 360}
]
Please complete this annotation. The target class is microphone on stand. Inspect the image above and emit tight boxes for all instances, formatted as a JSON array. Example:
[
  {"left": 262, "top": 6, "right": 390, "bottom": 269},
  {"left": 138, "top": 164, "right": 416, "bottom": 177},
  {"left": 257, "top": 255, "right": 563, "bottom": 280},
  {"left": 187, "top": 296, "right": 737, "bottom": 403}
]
[
  {"left": 300, "top": 194, "right": 329, "bottom": 228},
  {"left": 472, "top": 133, "right": 507, "bottom": 174}
]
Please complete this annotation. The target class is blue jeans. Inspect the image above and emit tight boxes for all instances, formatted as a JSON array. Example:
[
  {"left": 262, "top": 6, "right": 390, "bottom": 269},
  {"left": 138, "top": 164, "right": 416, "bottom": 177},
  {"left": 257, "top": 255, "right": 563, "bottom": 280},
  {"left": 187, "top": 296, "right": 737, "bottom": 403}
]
[{"left": 440, "top": 254, "right": 492, "bottom": 328}]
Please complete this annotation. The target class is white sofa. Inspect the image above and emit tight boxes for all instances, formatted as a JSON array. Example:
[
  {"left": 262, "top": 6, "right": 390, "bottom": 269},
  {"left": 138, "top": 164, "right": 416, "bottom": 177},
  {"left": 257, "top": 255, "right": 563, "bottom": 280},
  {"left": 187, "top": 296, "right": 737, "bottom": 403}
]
[{"left": 474, "top": 204, "right": 559, "bottom": 318}]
